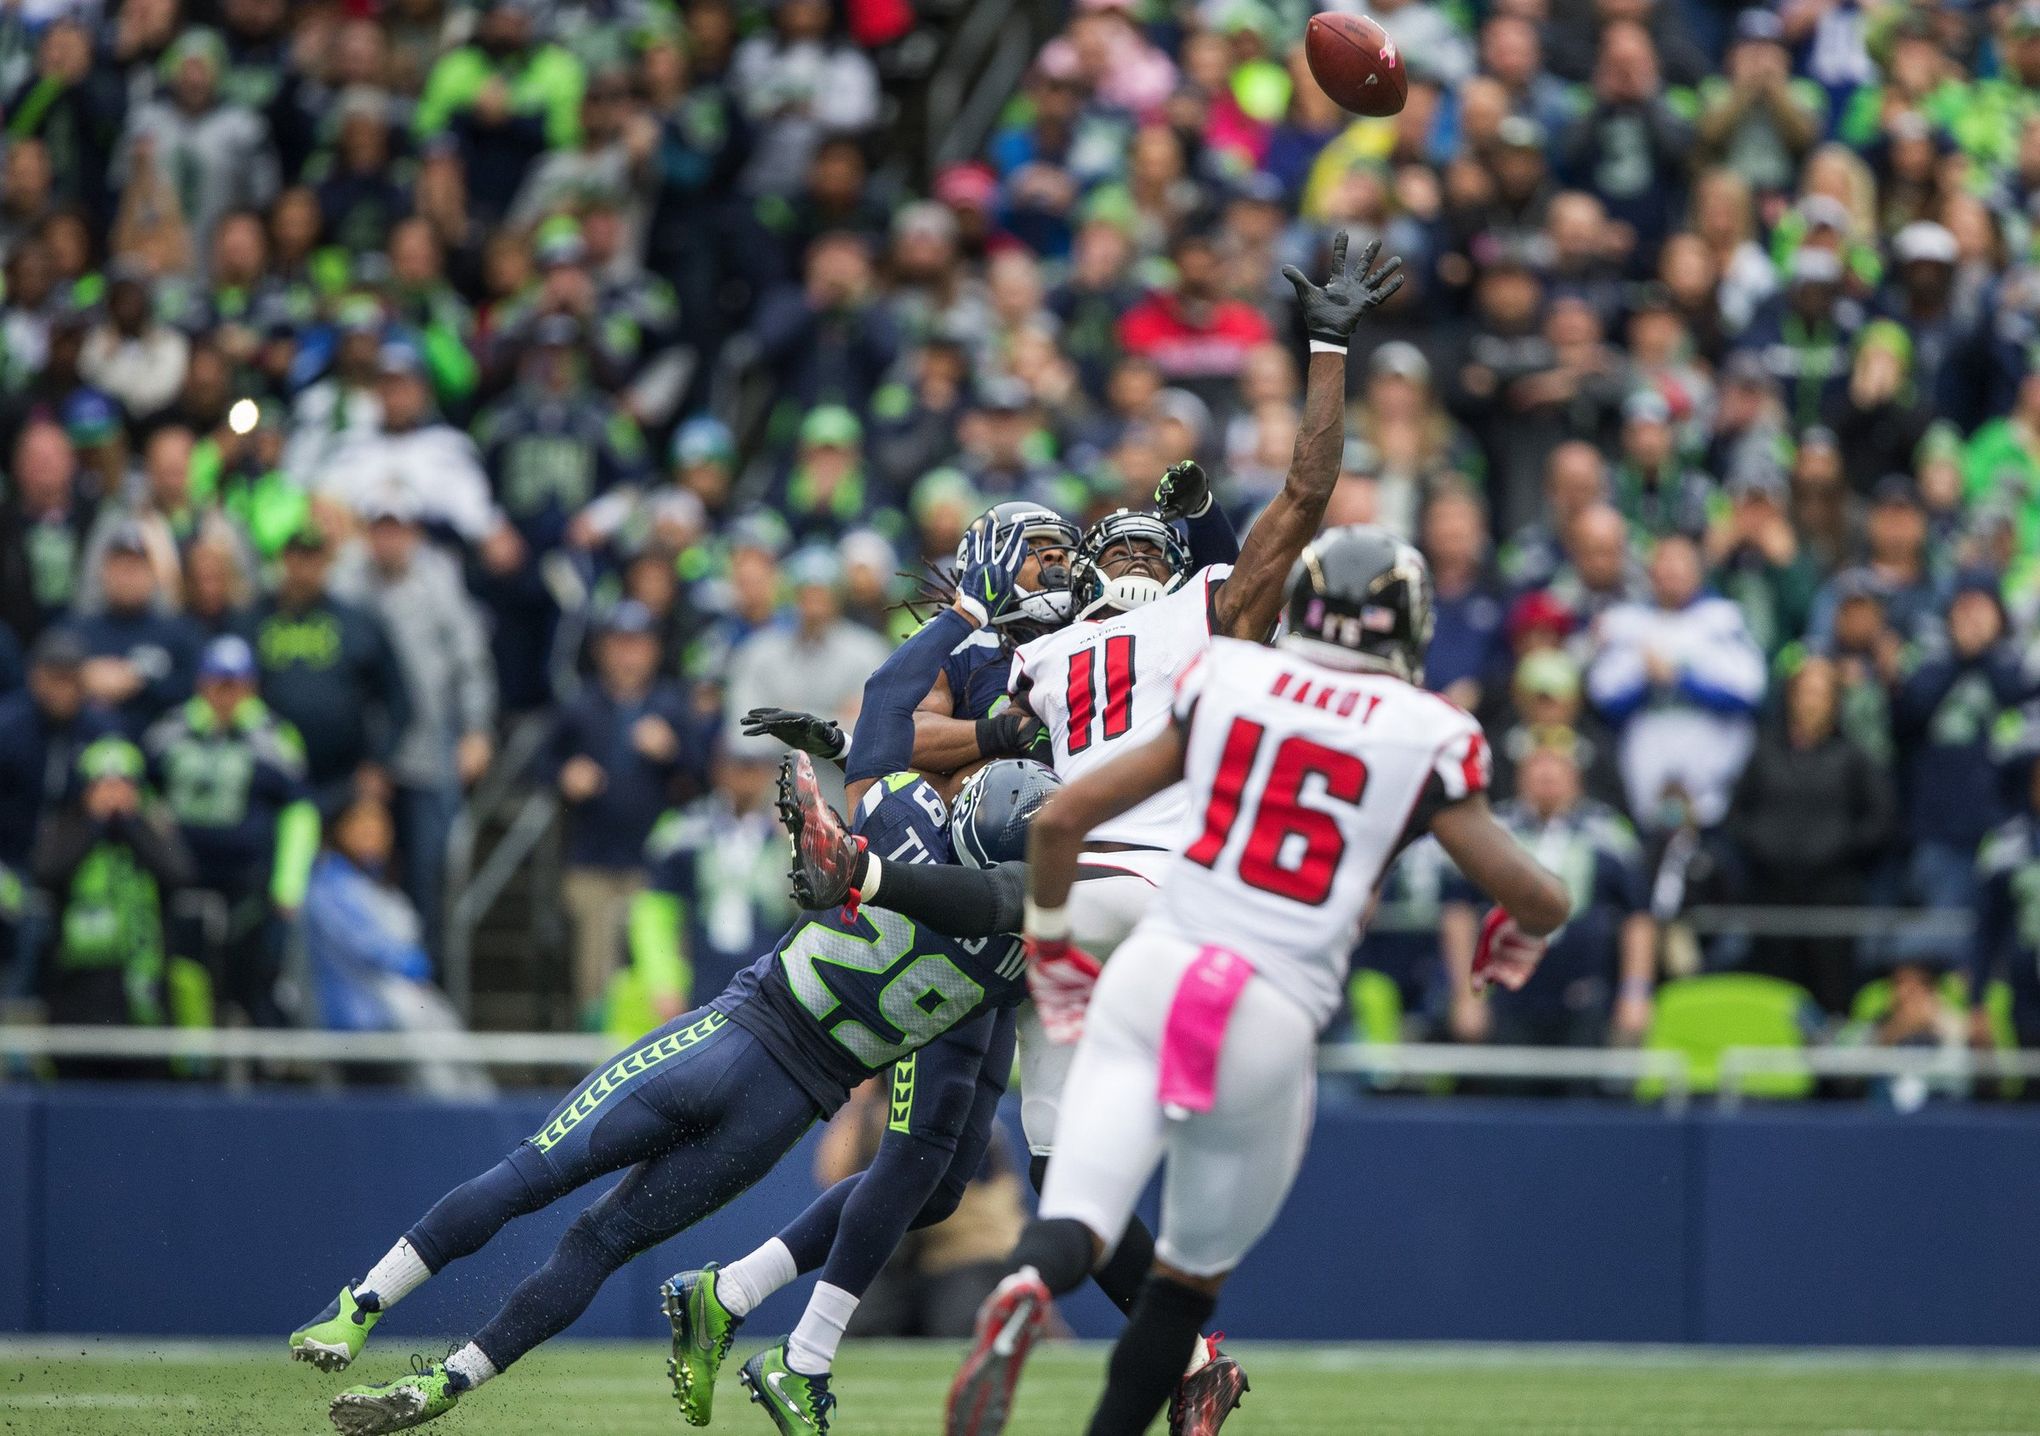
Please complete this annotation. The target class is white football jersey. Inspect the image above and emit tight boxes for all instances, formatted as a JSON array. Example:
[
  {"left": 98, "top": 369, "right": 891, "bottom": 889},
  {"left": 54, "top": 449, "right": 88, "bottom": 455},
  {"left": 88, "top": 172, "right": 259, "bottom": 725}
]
[
  {"left": 1010, "top": 564, "right": 1232, "bottom": 849},
  {"left": 1148, "top": 637, "right": 1490, "bottom": 1026}
]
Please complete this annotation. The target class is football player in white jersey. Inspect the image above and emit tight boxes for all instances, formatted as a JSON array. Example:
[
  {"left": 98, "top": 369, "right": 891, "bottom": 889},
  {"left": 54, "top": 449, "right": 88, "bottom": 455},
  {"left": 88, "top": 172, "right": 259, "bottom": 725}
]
[
  {"left": 1000, "top": 232, "right": 1406, "bottom": 1166},
  {"left": 945, "top": 528, "right": 1572, "bottom": 1436}
]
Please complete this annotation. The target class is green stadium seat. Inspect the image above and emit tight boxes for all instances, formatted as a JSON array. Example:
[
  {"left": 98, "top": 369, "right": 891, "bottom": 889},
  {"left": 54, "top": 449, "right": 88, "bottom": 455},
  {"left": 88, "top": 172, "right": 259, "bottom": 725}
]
[
  {"left": 1345, "top": 968, "right": 1405, "bottom": 1044},
  {"left": 1639, "top": 973, "right": 1817, "bottom": 1099}
]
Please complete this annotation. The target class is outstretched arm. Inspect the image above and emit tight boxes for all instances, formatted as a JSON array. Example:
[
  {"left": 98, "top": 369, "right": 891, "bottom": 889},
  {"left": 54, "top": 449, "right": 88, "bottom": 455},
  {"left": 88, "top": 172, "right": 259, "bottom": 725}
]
[{"left": 1212, "top": 233, "right": 1404, "bottom": 641}]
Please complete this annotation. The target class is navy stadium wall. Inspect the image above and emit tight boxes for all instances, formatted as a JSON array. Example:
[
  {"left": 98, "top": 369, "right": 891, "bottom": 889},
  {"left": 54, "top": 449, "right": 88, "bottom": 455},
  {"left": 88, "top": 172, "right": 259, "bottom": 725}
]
[{"left": 2, "top": 1087, "right": 2035, "bottom": 1346}]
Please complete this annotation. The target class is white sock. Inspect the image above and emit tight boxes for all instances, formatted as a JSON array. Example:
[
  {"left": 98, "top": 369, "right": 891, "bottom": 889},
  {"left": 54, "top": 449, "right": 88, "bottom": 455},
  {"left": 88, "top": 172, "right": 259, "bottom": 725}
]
[
  {"left": 1183, "top": 1332, "right": 1214, "bottom": 1378},
  {"left": 785, "top": 1282, "right": 859, "bottom": 1377},
  {"left": 445, "top": 1342, "right": 498, "bottom": 1390},
  {"left": 717, "top": 1238, "right": 798, "bottom": 1319},
  {"left": 358, "top": 1239, "right": 432, "bottom": 1311}
]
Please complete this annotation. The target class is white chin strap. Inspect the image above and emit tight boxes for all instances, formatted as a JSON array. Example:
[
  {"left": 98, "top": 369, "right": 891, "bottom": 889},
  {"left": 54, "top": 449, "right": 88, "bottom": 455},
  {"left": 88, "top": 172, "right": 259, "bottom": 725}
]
[{"left": 1079, "top": 574, "right": 1169, "bottom": 619}]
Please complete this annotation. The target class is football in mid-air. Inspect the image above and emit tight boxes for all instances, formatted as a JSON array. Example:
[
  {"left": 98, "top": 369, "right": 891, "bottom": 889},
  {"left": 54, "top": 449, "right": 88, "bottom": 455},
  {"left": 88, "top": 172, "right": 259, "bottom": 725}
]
[{"left": 1304, "top": 12, "right": 1407, "bottom": 117}]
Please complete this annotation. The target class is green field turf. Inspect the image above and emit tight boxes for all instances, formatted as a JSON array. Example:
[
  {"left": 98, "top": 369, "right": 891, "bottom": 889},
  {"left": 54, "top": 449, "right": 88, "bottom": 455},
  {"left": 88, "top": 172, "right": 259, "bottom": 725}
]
[{"left": 6, "top": 1339, "right": 2040, "bottom": 1436}]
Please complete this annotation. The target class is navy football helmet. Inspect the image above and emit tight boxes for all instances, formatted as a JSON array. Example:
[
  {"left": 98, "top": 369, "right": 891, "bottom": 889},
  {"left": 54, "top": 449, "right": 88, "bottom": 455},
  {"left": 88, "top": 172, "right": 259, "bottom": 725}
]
[
  {"left": 968, "top": 500, "right": 1081, "bottom": 635},
  {"left": 949, "top": 759, "right": 1063, "bottom": 868}
]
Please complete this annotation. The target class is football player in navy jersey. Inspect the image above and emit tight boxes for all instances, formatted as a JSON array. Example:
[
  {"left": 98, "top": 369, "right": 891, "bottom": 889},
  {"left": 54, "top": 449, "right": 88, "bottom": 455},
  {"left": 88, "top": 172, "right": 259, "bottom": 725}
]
[{"left": 289, "top": 522, "right": 1048, "bottom": 1436}]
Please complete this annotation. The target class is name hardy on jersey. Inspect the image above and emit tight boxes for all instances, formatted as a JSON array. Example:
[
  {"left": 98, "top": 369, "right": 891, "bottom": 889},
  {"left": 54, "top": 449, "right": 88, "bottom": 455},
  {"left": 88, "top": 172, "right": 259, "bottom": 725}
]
[
  {"left": 1269, "top": 670, "right": 1384, "bottom": 722},
  {"left": 529, "top": 1011, "right": 728, "bottom": 1152}
]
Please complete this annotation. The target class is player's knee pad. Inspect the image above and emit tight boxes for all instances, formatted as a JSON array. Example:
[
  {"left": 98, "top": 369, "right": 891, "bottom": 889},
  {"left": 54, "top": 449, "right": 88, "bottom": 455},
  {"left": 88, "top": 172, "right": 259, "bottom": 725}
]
[
  {"left": 911, "top": 1166, "right": 970, "bottom": 1230},
  {"left": 568, "top": 1199, "right": 653, "bottom": 1271}
]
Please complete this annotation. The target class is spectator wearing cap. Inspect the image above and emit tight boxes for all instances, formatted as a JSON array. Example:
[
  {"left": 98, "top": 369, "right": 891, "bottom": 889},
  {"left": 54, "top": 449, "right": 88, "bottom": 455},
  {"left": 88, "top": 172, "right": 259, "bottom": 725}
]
[
  {"left": 30, "top": 734, "right": 195, "bottom": 1047},
  {"left": 244, "top": 519, "right": 413, "bottom": 816},
  {"left": 1890, "top": 573, "right": 2030, "bottom": 920},
  {"left": 1587, "top": 533, "right": 1765, "bottom": 831},
  {"left": 755, "top": 231, "right": 901, "bottom": 426},
  {"left": 143, "top": 633, "right": 317, "bottom": 1026},
  {"left": 727, "top": 0, "right": 879, "bottom": 198},
  {"left": 72, "top": 522, "right": 204, "bottom": 737},
  {"left": 79, "top": 262, "right": 190, "bottom": 421},
  {"left": 1808, "top": 476, "right": 1943, "bottom": 651},
  {"left": 1443, "top": 733, "right": 1655, "bottom": 1050},
  {"left": 776, "top": 405, "right": 898, "bottom": 545},
  {"left": 1557, "top": 22, "right": 1694, "bottom": 260},
  {"left": 681, "top": 514, "right": 792, "bottom": 695},
  {"left": 78, "top": 427, "right": 255, "bottom": 617},
  {"left": 414, "top": 0, "right": 587, "bottom": 223},
  {"left": 1612, "top": 387, "right": 1713, "bottom": 541},
  {"left": 723, "top": 544, "right": 890, "bottom": 761},
  {"left": 1879, "top": 221, "right": 1973, "bottom": 419},
  {"left": 1420, "top": 489, "right": 1506, "bottom": 716},
  {"left": 1829, "top": 320, "right": 1930, "bottom": 492},
  {"left": 1705, "top": 459, "right": 1818, "bottom": 660},
  {"left": 0, "top": 629, "right": 113, "bottom": 872},
  {"left": 550, "top": 598, "right": 701, "bottom": 1023},
  {"left": 332, "top": 492, "right": 497, "bottom": 943},
  {"left": 1117, "top": 230, "right": 1274, "bottom": 399},
  {"left": 118, "top": 28, "right": 280, "bottom": 259},
  {"left": 62, "top": 389, "right": 133, "bottom": 502},
  {"left": 1731, "top": 656, "right": 1894, "bottom": 1013},
  {"left": 1491, "top": 647, "right": 1625, "bottom": 810},
  {"left": 316, "top": 343, "right": 509, "bottom": 563},
  {"left": 281, "top": 298, "right": 386, "bottom": 484},
  {"left": 1734, "top": 242, "right": 1862, "bottom": 432},
  {"left": 1694, "top": 10, "right": 1825, "bottom": 198},
  {"left": 0, "top": 420, "right": 97, "bottom": 643}
]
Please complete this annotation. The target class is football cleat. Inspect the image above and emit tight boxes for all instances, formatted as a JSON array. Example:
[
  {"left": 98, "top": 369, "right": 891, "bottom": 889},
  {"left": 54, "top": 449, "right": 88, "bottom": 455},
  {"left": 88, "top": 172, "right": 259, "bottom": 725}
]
[
  {"left": 1170, "top": 1334, "right": 1250, "bottom": 1436},
  {"left": 328, "top": 1356, "right": 463, "bottom": 1435},
  {"left": 664, "top": 1264, "right": 741, "bottom": 1426},
  {"left": 777, "top": 752, "right": 864, "bottom": 910},
  {"left": 944, "top": 1269, "right": 1051, "bottom": 1436},
  {"left": 290, "top": 1284, "right": 382, "bottom": 1372},
  {"left": 739, "top": 1343, "right": 836, "bottom": 1434}
]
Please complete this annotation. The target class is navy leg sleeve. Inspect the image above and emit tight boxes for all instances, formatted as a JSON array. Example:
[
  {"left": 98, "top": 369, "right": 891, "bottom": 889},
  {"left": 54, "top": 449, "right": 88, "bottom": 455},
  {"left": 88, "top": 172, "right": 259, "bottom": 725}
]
[
  {"left": 777, "top": 1177, "right": 857, "bottom": 1274},
  {"left": 470, "top": 1029, "right": 818, "bottom": 1370}
]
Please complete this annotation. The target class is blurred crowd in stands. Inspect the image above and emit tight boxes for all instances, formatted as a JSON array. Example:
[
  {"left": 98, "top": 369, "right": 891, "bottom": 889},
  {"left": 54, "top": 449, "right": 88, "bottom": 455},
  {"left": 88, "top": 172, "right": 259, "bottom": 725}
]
[{"left": 4, "top": 0, "right": 2040, "bottom": 1088}]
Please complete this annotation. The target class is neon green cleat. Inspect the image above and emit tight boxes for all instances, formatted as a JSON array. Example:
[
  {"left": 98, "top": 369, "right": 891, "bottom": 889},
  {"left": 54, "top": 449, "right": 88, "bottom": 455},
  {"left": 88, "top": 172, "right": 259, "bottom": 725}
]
[
  {"left": 328, "top": 1357, "right": 464, "bottom": 1435},
  {"left": 290, "top": 1285, "right": 382, "bottom": 1372},
  {"left": 664, "top": 1264, "right": 741, "bottom": 1426},
  {"left": 739, "top": 1343, "right": 836, "bottom": 1434}
]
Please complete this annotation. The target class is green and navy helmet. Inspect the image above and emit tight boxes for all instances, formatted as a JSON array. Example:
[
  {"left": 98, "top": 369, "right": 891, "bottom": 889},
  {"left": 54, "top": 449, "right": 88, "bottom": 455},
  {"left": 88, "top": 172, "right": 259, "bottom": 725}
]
[
  {"left": 974, "top": 499, "right": 1080, "bottom": 635},
  {"left": 949, "top": 759, "right": 1062, "bottom": 868}
]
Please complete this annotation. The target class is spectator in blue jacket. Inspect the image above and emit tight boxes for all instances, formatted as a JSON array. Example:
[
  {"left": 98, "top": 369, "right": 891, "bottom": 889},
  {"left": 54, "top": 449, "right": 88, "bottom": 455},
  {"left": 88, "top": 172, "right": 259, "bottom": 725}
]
[
  {"left": 1891, "top": 572, "right": 2031, "bottom": 918},
  {"left": 245, "top": 520, "right": 412, "bottom": 815},
  {"left": 73, "top": 523, "right": 202, "bottom": 739},
  {"left": 551, "top": 600, "right": 702, "bottom": 1024}
]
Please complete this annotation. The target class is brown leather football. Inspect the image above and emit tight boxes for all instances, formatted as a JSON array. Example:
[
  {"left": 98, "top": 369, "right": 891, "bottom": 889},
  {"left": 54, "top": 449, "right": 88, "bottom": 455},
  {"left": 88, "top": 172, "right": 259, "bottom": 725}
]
[{"left": 1304, "top": 12, "right": 1408, "bottom": 118}]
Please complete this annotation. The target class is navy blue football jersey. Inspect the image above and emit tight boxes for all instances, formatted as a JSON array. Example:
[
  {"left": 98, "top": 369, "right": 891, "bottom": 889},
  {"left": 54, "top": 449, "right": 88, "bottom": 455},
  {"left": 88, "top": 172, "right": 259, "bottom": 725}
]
[
  {"left": 714, "top": 772, "right": 1027, "bottom": 1115},
  {"left": 942, "top": 627, "right": 1019, "bottom": 723}
]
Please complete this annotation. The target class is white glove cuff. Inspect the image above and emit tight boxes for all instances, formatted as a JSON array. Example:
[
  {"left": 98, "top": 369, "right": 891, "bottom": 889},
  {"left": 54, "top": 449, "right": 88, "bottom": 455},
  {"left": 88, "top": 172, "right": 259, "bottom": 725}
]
[
  {"left": 1025, "top": 900, "right": 1071, "bottom": 942},
  {"left": 1308, "top": 339, "right": 1348, "bottom": 355}
]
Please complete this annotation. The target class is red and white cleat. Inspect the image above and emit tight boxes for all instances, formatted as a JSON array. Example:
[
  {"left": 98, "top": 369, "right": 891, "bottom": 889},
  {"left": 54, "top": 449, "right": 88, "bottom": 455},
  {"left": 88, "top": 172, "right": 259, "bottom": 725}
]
[
  {"left": 943, "top": 1270, "right": 1051, "bottom": 1436},
  {"left": 1170, "top": 1333, "right": 1249, "bottom": 1436}
]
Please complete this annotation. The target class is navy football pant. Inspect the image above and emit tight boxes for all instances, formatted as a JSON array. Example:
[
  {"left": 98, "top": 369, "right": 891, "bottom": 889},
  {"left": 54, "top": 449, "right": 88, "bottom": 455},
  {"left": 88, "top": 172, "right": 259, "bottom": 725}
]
[
  {"left": 775, "top": 1009, "right": 1014, "bottom": 1298},
  {"left": 400, "top": 1009, "right": 818, "bottom": 1370}
]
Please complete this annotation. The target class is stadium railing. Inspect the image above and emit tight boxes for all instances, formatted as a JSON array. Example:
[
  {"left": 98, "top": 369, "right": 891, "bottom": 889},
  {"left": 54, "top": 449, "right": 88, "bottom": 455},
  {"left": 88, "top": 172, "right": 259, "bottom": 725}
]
[{"left": 13, "top": 1024, "right": 2040, "bottom": 1111}]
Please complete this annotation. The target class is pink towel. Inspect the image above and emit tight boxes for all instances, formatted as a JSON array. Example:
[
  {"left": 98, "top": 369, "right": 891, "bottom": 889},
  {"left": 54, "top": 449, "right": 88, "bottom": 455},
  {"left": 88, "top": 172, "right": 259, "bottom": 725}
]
[{"left": 1157, "top": 946, "right": 1255, "bottom": 1117}]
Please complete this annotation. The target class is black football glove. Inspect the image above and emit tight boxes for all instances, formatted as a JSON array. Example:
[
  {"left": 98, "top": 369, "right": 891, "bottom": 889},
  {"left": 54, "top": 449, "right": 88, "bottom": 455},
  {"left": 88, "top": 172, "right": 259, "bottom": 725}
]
[
  {"left": 1154, "top": 460, "right": 1213, "bottom": 520},
  {"left": 741, "top": 707, "right": 847, "bottom": 761},
  {"left": 975, "top": 710, "right": 1044, "bottom": 759},
  {"left": 952, "top": 513, "right": 1029, "bottom": 627},
  {"left": 1282, "top": 232, "right": 1405, "bottom": 349}
]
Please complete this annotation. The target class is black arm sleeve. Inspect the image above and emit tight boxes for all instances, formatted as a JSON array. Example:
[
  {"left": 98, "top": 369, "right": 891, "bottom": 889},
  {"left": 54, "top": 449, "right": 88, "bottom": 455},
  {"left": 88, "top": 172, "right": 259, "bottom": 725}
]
[{"left": 870, "top": 860, "right": 1028, "bottom": 939}]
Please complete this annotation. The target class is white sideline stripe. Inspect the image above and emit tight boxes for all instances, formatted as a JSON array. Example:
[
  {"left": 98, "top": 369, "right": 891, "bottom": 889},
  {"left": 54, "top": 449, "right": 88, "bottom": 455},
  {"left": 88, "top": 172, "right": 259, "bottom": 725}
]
[{"left": 3, "top": 1338, "right": 2038, "bottom": 1371}]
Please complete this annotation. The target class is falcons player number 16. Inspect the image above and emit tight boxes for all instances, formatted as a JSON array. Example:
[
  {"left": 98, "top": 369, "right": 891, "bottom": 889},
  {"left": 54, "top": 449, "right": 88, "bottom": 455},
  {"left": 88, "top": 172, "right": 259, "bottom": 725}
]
[{"left": 1185, "top": 715, "right": 1370, "bottom": 907}]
